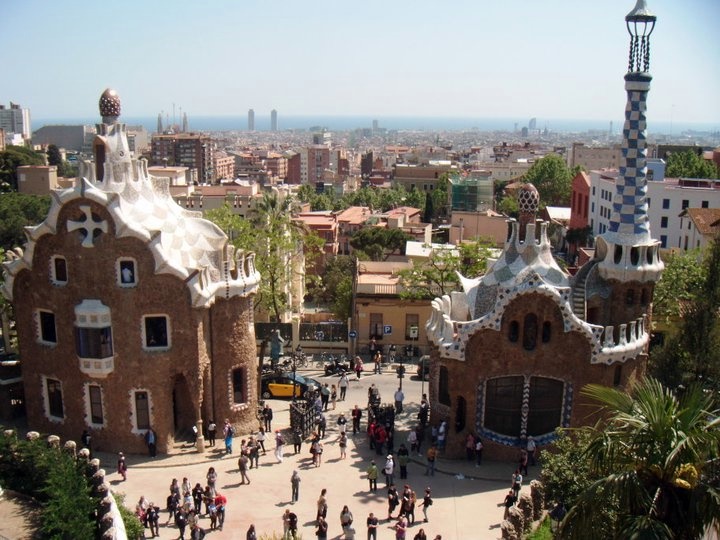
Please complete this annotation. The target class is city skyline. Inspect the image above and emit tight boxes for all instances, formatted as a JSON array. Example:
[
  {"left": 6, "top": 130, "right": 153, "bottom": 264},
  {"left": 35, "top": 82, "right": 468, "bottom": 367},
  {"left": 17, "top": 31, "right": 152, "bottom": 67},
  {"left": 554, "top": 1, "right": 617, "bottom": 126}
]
[{"left": 2, "top": 0, "right": 719, "bottom": 127}]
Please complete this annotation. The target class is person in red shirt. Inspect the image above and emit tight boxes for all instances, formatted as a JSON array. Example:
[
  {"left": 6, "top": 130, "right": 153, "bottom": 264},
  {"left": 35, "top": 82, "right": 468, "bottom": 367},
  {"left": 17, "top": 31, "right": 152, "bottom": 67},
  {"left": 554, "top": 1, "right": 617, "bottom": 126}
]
[{"left": 214, "top": 493, "right": 227, "bottom": 530}]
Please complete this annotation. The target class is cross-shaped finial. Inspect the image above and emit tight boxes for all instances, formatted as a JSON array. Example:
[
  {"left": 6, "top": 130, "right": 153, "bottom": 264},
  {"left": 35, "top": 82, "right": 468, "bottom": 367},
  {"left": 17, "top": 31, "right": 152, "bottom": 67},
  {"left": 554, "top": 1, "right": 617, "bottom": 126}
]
[{"left": 67, "top": 205, "right": 108, "bottom": 248}]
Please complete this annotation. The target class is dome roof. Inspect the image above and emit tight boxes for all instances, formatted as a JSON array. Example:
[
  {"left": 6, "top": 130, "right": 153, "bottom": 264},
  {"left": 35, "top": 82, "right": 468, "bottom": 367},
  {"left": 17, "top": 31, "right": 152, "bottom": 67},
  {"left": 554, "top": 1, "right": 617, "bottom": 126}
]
[
  {"left": 99, "top": 88, "right": 121, "bottom": 119},
  {"left": 518, "top": 183, "right": 539, "bottom": 214}
]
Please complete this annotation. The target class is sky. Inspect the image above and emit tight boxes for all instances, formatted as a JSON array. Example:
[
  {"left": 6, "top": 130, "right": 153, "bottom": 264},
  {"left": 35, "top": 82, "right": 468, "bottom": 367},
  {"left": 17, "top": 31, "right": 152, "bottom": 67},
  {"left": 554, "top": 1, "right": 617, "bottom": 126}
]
[{"left": 2, "top": 0, "right": 719, "bottom": 127}]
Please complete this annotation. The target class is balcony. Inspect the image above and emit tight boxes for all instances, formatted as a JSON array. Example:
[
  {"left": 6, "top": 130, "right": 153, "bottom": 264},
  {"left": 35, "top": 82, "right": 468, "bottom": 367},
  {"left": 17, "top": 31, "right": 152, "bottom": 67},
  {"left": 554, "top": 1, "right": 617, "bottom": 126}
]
[{"left": 78, "top": 356, "right": 114, "bottom": 378}]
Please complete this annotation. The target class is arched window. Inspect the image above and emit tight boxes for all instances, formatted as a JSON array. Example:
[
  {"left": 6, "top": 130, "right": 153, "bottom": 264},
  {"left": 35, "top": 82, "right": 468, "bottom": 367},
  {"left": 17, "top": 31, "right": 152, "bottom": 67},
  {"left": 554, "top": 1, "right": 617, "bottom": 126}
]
[
  {"left": 484, "top": 377, "right": 524, "bottom": 437},
  {"left": 523, "top": 314, "right": 538, "bottom": 351},
  {"left": 508, "top": 321, "right": 519, "bottom": 343},
  {"left": 454, "top": 396, "right": 466, "bottom": 433},
  {"left": 613, "top": 365, "right": 622, "bottom": 387},
  {"left": 527, "top": 377, "right": 564, "bottom": 436},
  {"left": 626, "top": 289, "right": 635, "bottom": 305},
  {"left": 542, "top": 321, "right": 552, "bottom": 343},
  {"left": 439, "top": 366, "right": 451, "bottom": 406},
  {"left": 232, "top": 368, "right": 246, "bottom": 404}
]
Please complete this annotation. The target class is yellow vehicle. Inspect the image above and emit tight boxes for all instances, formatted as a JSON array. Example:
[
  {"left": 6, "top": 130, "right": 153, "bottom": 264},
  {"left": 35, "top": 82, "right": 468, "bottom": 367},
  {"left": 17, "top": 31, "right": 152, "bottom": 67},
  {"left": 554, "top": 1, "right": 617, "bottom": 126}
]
[{"left": 261, "top": 372, "right": 319, "bottom": 399}]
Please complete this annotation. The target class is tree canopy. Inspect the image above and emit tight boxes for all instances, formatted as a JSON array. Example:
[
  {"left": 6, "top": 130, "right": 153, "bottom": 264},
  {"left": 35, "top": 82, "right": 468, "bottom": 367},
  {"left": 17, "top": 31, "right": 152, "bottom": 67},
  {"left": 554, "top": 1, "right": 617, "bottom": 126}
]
[
  {"left": 306, "top": 255, "right": 354, "bottom": 320},
  {"left": 557, "top": 378, "right": 720, "bottom": 540},
  {"left": 666, "top": 150, "right": 718, "bottom": 179},
  {"left": 349, "top": 227, "right": 409, "bottom": 261},
  {"left": 206, "top": 195, "right": 322, "bottom": 323},
  {"left": 0, "top": 146, "right": 46, "bottom": 192},
  {"left": 0, "top": 192, "right": 51, "bottom": 251},
  {"left": 650, "top": 235, "right": 720, "bottom": 389},
  {"left": 397, "top": 239, "right": 494, "bottom": 299},
  {"left": 522, "top": 153, "right": 573, "bottom": 206}
]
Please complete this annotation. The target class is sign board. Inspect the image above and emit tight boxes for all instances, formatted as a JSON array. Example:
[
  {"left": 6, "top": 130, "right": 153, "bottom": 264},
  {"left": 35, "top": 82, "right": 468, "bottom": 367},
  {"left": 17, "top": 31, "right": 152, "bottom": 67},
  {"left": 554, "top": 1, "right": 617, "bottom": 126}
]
[
  {"left": 409, "top": 326, "right": 419, "bottom": 339},
  {"left": 349, "top": 330, "right": 357, "bottom": 339},
  {"left": 383, "top": 325, "right": 392, "bottom": 335}
]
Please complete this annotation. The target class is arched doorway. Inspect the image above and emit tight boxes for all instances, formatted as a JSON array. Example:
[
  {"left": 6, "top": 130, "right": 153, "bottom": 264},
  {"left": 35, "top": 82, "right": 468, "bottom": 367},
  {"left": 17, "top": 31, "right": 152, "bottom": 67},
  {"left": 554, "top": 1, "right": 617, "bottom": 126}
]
[{"left": 172, "top": 374, "right": 195, "bottom": 442}]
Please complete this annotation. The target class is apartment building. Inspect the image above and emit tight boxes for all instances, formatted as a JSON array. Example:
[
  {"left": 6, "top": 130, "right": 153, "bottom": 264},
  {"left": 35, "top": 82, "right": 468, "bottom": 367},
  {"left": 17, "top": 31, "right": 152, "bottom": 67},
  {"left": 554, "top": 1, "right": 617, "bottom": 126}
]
[
  {"left": 588, "top": 168, "right": 720, "bottom": 249},
  {"left": 151, "top": 133, "right": 213, "bottom": 183}
]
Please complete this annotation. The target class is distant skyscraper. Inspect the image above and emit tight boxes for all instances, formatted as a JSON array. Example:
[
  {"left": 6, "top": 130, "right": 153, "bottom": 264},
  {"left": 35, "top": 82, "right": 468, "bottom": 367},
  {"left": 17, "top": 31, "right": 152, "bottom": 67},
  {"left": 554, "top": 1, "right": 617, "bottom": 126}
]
[
  {"left": 271, "top": 109, "right": 278, "bottom": 132},
  {"left": 248, "top": 109, "right": 255, "bottom": 131},
  {"left": 528, "top": 117, "right": 537, "bottom": 130},
  {"left": 0, "top": 102, "right": 31, "bottom": 140},
  {"left": 182, "top": 112, "right": 188, "bottom": 133},
  {"left": 372, "top": 119, "right": 379, "bottom": 131},
  {"left": 157, "top": 113, "right": 163, "bottom": 134}
]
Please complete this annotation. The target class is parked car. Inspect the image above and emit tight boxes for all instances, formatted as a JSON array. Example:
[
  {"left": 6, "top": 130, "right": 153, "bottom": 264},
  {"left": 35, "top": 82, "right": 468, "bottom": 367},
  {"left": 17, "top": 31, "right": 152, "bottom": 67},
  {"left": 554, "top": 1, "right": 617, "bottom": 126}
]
[
  {"left": 261, "top": 372, "right": 319, "bottom": 399},
  {"left": 417, "top": 355, "right": 430, "bottom": 380}
]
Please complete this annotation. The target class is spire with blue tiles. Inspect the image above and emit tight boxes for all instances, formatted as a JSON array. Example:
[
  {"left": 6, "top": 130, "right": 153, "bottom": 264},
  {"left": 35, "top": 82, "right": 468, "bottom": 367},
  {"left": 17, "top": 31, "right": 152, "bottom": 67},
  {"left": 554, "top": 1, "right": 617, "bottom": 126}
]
[{"left": 596, "top": 0, "right": 663, "bottom": 283}]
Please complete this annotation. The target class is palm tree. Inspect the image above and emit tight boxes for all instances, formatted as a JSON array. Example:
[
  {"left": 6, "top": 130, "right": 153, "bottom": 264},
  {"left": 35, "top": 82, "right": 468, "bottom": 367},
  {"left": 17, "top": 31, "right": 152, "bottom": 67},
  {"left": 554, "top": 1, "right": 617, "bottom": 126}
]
[
  {"left": 559, "top": 378, "right": 720, "bottom": 539},
  {"left": 250, "top": 190, "right": 309, "bottom": 323}
]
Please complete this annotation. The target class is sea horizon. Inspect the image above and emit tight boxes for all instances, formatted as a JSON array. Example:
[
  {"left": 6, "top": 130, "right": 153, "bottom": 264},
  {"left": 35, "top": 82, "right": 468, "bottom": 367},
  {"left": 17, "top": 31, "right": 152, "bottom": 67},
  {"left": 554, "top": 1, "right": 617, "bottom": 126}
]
[{"left": 32, "top": 115, "right": 719, "bottom": 136}]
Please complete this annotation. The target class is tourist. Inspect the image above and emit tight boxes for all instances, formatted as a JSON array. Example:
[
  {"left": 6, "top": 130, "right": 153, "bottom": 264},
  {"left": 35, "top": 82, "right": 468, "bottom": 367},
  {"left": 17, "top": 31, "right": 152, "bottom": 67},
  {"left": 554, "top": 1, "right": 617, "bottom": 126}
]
[
  {"left": 351, "top": 405, "right": 362, "bottom": 434},
  {"left": 394, "top": 387, "right": 405, "bottom": 414},
  {"left": 339, "top": 372, "right": 349, "bottom": 400},
  {"left": 291, "top": 470, "right": 301, "bottom": 503},
  {"left": 527, "top": 436, "right": 537, "bottom": 466},
  {"left": 384, "top": 454, "right": 395, "bottom": 486},
  {"left": 475, "top": 438, "right": 484, "bottom": 466},
  {"left": 206, "top": 467, "right": 218, "bottom": 496},
  {"left": 512, "top": 469, "right": 523, "bottom": 498},
  {"left": 340, "top": 505, "right": 354, "bottom": 538},
  {"left": 263, "top": 404, "right": 273, "bottom": 432},
  {"left": 292, "top": 427, "right": 303, "bottom": 454},
  {"left": 337, "top": 412, "right": 348, "bottom": 434},
  {"left": 424, "top": 445, "right": 438, "bottom": 476},
  {"left": 367, "top": 512, "right": 379, "bottom": 540},
  {"left": 238, "top": 452, "right": 250, "bottom": 484},
  {"left": 246, "top": 524, "right": 257, "bottom": 540},
  {"left": 275, "top": 429, "right": 285, "bottom": 463},
  {"left": 339, "top": 431, "right": 347, "bottom": 459},
  {"left": 366, "top": 460, "right": 379, "bottom": 492},
  {"left": 387, "top": 484, "right": 400, "bottom": 520},
  {"left": 117, "top": 452, "right": 127, "bottom": 481},
  {"left": 207, "top": 419, "right": 216, "bottom": 447},
  {"left": 316, "top": 488, "right": 328, "bottom": 522},
  {"left": 316, "top": 515, "right": 329, "bottom": 539},
  {"left": 420, "top": 487, "right": 433, "bottom": 523},
  {"left": 223, "top": 420, "right": 234, "bottom": 454},
  {"left": 331, "top": 384, "right": 338, "bottom": 409},
  {"left": 397, "top": 443, "right": 410, "bottom": 479}
]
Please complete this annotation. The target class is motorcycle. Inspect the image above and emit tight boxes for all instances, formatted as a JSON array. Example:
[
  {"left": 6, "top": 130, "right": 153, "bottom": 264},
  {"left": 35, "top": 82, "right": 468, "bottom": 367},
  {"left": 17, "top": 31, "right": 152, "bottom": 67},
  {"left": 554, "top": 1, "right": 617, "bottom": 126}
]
[{"left": 324, "top": 357, "right": 351, "bottom": 376}]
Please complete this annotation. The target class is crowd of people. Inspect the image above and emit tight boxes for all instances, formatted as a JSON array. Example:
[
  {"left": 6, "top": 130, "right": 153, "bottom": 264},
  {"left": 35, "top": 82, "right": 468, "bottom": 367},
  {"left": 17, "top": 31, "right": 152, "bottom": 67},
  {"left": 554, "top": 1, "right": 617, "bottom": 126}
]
[{"left": 121, "top": 354, "right": 538, "bottom": 539}]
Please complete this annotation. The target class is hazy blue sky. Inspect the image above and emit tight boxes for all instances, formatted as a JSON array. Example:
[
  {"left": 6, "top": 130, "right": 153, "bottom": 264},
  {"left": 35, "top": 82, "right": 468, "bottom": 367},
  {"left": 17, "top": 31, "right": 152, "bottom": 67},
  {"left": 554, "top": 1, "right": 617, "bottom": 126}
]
[{"left": 3, "top": 0, "right": 718, "bottom": 125}]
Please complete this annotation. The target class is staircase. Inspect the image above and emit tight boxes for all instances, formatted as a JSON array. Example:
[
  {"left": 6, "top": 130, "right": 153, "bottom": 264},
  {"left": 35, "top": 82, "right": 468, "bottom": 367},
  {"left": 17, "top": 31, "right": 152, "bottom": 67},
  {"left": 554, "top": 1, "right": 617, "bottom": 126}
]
[{"left": 571, "top": 260, "right": 597, "bottom": 320}]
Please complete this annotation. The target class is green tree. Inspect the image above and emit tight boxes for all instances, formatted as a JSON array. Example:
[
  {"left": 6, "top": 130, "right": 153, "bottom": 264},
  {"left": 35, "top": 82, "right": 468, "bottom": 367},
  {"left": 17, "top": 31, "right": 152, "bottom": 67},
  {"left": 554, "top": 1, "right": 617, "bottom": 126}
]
[
  {"left": 559, "top": 379, "right": 720, "bottom": 540},
  {"left": 397, "top": 239, "right": 494, "bottom": 299},
  {"left": 349, "top": 227, "right": 409, "bottom": 261},
  {"left": 46, "top": 144, "right": 62, "bottom": 167},
  {"left": 308, "top": 255, "right": 354, "bottom": 320},
  {"left": 40, "top": 453, "right": 96, "bottom": 539},
  {"left": 666, "top": 150, "right": 718, "bottom": 179},
  {"left": 497, "top": 195, "right": 519, "bottom": 218},
  {"left": 206, "top": 198, "right": 323, "bottom": 323},
  {"left": 0, "top": 146, "right": 46, "bottom": 191},
  {"left": 540, "top": 428, "right": 619, "bottom": 538},
  {"left": 0, "top": 192, "right": 51, "bottom": 250},
  {"left": 652, "top": 249, "right": 706, "bottom": 323},
  {"left": 523, "top": 153, "right": 572, "bottom": 206},
  {"left": 430, "top": 174, "right": 449, "bottom": 220},
  {"left": 650, "top": 235, "right": 720, "bottom": 389},
  {"left": 423, "top": 191, "right": 434, "bottom": 224}
]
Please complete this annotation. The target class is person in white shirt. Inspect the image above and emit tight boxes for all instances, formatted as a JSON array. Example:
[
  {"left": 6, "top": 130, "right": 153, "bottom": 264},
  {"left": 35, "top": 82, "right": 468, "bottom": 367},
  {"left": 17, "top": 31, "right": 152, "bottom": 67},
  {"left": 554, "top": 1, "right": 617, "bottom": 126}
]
[
  {"left": 394, "top": 388, "right": 405, "bottom": 414},
  {"left": 526, "top": 436, "right": 537, "bottom": 466}
]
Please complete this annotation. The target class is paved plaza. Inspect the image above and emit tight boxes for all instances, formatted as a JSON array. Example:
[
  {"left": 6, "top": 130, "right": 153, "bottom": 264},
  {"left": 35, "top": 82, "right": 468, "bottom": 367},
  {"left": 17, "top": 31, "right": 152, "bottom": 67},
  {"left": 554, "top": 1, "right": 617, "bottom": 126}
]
[{"left": 96, "top": 366, "right": 539, "bottom": 540}]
